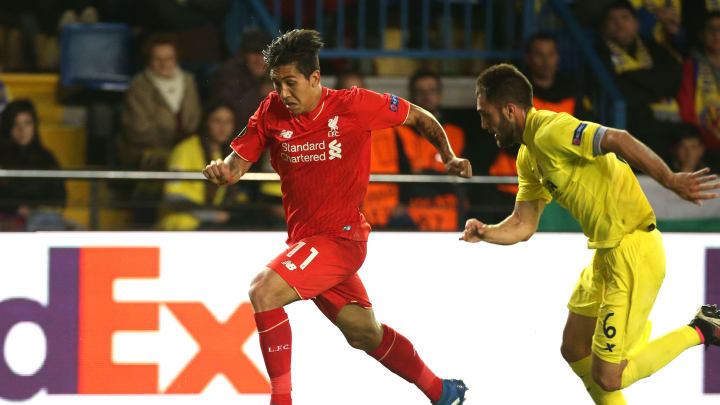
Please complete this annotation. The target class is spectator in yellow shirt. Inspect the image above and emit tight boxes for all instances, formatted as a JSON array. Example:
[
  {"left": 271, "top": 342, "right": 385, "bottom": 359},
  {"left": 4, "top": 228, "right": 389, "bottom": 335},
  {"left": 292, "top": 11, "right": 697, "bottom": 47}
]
[{"left": 159, "top": 101, "right": 247, "bottom": 230}]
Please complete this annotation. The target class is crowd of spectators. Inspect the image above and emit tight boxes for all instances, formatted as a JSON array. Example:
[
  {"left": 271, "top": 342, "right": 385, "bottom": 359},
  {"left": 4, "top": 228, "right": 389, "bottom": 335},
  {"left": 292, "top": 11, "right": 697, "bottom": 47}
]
[{"left": 2, "top": 0, "right": 720, "bottom": 231}]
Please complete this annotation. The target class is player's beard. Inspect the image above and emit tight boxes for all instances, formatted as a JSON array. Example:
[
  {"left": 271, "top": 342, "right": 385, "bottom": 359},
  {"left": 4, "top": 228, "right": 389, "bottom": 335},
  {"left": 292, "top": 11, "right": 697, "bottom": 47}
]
[{"left": 495, "top": 114, "right": 518, "bottom": 149}]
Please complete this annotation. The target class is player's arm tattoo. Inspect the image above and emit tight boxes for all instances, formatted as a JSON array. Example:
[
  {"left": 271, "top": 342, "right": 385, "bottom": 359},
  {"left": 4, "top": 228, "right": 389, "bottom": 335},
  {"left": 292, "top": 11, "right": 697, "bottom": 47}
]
[
  {"left": 404, "top": 103, "right": 455, "bottom": 163},
  {"left": 225, "top": 151, "right": 253, "bottom": 184}
]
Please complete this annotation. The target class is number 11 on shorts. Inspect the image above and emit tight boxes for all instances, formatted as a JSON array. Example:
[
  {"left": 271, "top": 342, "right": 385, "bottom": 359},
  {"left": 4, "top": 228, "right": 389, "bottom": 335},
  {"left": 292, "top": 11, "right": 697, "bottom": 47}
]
[{"left": 285, "top": 241, "right": 319, "bottom": 270}]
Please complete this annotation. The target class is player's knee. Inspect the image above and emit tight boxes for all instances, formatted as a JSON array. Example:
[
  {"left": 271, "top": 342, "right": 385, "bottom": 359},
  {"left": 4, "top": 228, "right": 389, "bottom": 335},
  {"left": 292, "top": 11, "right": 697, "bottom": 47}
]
[
  {"left": 592, "top": 370, "right": 622, "bottom": 392},
  {"left": 560, "top": 341, "right": 590, "bottom": 363},
  {"left": 248, "top": 278, "right": 278, "bottom": 312},
  {"left": 342, "top": 323, "right": 382, "bottom": 351},
  {"left": 346, "top": 329, "right": 380, "bottom": 351},
  {"left": 247, "top": 282, "right": 264, "bottom": 308}
]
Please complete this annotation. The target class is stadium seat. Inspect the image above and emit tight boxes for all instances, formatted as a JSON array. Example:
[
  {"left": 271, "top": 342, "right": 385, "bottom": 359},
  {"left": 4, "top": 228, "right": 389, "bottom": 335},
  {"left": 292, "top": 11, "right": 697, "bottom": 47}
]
[{"left": 60, "top": 23, "right": 131, "bottom": 91}]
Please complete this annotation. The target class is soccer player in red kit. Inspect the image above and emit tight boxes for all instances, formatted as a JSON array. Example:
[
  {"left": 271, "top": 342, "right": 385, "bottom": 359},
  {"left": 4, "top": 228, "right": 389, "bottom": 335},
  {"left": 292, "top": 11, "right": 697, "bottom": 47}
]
[{"left": 202, "top": 29, "right": 472, "bottom": 405}]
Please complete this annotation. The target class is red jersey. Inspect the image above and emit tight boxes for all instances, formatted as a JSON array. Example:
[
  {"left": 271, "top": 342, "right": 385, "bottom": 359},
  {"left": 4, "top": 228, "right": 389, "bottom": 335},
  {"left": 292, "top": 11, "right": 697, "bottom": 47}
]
[{"left": 231, "top": 86, "right": 410, "bottom": 244}]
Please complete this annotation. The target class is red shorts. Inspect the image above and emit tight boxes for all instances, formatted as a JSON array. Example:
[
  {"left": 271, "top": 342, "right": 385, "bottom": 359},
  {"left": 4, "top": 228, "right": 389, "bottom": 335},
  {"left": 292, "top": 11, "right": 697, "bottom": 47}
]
[{"left": 267, "top": 235, "right": 371, "bottom": 321}]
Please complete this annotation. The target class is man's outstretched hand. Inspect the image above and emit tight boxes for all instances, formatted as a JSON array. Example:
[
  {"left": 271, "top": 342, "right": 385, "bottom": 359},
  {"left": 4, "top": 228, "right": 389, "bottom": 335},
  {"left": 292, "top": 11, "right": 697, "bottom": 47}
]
[{"left": 666, "top": 167, "right": 720, "bottom": 206}]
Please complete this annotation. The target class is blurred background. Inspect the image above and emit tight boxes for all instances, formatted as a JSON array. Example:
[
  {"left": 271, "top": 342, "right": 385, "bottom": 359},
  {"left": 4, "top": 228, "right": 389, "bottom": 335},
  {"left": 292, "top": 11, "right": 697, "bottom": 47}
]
[{"left": 1, "top": 0, "right": 719, "bottom": 233}]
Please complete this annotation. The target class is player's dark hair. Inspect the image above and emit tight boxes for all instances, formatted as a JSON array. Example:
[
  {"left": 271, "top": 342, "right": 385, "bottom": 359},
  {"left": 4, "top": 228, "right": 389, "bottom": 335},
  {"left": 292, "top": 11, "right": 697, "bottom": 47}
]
[
  {"left": 263, "top": 29, "right": 324, "bottom": 79},
  {"left": 524, "top": 32, "right": 556, "bottom": 54},
  {"left": 409, "top": 70, "right": 442, "bottom": 94},
  {"left": 475, "top": 63, "right": 533, "bottom": 110}
]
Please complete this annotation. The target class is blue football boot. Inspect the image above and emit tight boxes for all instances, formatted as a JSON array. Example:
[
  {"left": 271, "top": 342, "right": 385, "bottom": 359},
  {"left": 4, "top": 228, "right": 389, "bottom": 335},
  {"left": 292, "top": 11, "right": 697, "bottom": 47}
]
[{"left": 433, "top": 379, "right": 468, "bottom": 405}]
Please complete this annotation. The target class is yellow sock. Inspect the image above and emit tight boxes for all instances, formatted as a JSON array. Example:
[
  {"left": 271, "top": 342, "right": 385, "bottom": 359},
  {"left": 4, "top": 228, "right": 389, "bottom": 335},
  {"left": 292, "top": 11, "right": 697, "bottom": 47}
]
[
  {"left": 569, "top": 355, "right": 627, "bottom": 405},
  {"left": 621, "top": 325, "right": 701, "bottom": 388}
]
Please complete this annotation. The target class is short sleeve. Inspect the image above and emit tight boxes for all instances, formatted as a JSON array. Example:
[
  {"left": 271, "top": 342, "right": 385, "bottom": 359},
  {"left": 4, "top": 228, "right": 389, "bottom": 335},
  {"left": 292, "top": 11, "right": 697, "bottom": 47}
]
[
  {"left": 230, "top": 98, "right": 271, "bottom": 162},
  {"left": 349, "top": 87, "right": 411, "bottom": 131},
  {"left": 516, "top": 146, "right": 552, "bottom": 203},
  {"left": 535, "top": 115, "right": 606, "bottom": 162}
]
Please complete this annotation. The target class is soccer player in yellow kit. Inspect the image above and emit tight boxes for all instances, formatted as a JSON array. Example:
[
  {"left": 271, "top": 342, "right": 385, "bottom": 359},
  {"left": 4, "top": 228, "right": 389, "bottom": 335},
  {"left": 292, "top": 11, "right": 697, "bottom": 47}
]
[{"left": 461, "top": 64, "right": 720, "bottom": 404}]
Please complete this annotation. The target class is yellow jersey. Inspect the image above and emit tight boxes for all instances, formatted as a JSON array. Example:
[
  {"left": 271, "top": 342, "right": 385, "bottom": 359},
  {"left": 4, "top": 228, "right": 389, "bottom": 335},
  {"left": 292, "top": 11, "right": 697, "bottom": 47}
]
[{"left": 516, "top": 108, "right": 656, "bottom": 249}]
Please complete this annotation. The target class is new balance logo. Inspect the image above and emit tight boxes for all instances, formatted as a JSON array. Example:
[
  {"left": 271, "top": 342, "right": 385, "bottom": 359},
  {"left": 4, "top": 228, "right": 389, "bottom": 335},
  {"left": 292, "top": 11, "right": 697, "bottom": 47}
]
[
  {"left": 328, "top": 115, "right": 339, "bottom": 137},
  {"left": 329, "top": 139, "right": 342, "bottom": 160},
  {"left": 281, "top": 260, "right": 297, "bottom": 271},
  {"left": 280, "top": 129, "right": 293, "bottom": 139}
]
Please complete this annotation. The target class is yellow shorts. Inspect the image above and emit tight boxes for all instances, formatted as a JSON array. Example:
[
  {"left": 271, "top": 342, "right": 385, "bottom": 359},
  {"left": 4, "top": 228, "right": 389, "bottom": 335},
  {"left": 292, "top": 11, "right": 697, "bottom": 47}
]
[{"left": 567, "top": 228, "right": 665, "bottom": 363}]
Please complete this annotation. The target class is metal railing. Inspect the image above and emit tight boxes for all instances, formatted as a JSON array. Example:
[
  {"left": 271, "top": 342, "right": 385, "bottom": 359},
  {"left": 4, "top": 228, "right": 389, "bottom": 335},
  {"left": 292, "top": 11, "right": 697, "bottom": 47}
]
[
  {"left": 0, "top": 170, "right": 517, "bottom": 184},
  {"left": 0, "top": 170, "right": 518, "bottom": 231}
]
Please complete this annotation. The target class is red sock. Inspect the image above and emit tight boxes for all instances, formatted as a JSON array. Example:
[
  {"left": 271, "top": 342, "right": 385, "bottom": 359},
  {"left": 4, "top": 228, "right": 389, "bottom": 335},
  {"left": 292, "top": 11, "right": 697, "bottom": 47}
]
[
  {"left": 367, "top": 324, "right": 443, "bottom": 402},
  {"left": 254, "top": 308, "right": 292, "bottom": 405}
]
